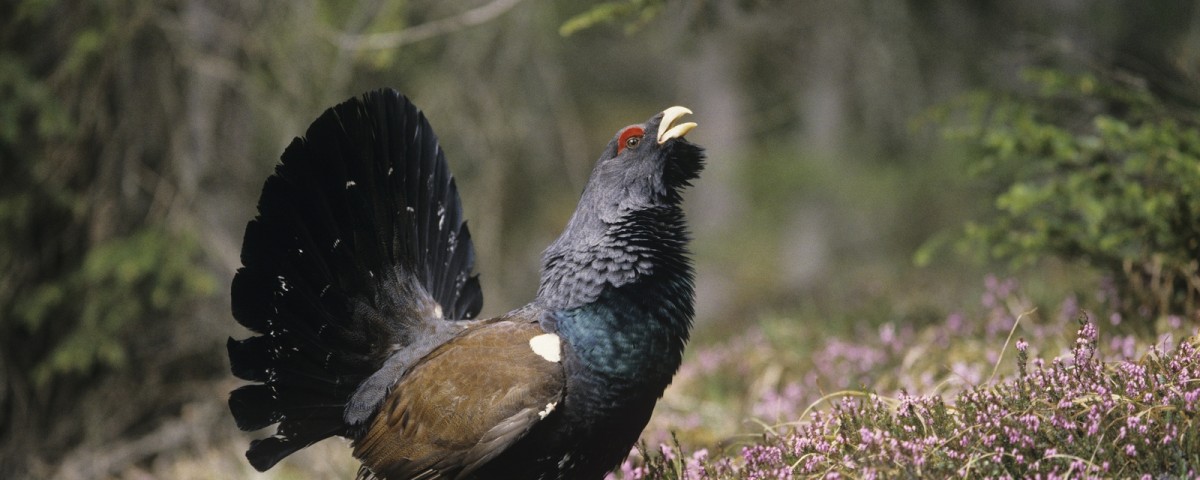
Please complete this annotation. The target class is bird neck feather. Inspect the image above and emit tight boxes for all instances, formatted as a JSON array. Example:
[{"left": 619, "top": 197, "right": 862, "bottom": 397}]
[{"left": 535, "top": 205, "right": 694, "bottom": 382}]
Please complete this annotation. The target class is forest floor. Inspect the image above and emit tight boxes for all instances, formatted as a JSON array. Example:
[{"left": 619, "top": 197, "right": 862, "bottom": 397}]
[{"left": 75, "top": 268, "right": 1198, "bottom": 480}]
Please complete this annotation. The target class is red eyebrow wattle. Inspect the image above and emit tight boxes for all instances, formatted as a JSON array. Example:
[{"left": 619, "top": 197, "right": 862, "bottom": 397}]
[{"left": 617, "top": 125, "right": 644, "bottom": 154}]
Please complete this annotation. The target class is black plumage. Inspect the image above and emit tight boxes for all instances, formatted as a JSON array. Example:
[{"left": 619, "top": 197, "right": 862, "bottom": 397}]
[{"left": 228, "top": 89, "right": 704, "bottom": 479}]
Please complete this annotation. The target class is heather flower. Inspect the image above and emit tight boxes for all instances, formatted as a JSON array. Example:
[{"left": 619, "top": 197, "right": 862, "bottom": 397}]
[
  {"left": 945, "top": 312, "right": 965, "bottom": 333},
  {"left": 660, "top": 444, "right": 676, "bottom": 462},
  {"left": 607, "top": 456, "right": 647, "bottom": 480},
  {"left": 618, "top": 277, "right": 1199, "bottom": 479},
  {"left": 726, "top": 316, "right": 1196, "bottom": 478}
]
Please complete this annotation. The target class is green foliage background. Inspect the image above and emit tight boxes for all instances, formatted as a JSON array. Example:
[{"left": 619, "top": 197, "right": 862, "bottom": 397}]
[
  {"left": 923, "top": 69, "right": 1200, "bottom": 317},
  {"left": 1, "top": 0, "right": 1198, "bottom": 478}
]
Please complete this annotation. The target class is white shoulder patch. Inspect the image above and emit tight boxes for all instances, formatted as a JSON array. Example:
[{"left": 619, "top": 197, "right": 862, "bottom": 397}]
[
  {"left": 538, "top": 401, "right": 557, "bottom": 419},
  {"left": 528, "top": 333, "right": 561, "bottom": 362}
]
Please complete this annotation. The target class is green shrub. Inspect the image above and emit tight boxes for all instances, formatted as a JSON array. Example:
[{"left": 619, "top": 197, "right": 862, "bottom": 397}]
[
  {"left": 12, "top": 229, "right": 215, "bottom": 386},
  {"left": 927, "top": 69, "right": 1200, "bottom": 318}
]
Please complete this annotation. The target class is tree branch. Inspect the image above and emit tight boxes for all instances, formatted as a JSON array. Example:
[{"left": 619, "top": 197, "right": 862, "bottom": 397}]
[{"left": 334, "top": 0, "right": 526, "bottom": 51}]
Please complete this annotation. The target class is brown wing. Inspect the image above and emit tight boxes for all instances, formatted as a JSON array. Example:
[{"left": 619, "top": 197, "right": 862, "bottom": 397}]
[{"left": 353, "top": 318, "right": 564, "bottom": 479}]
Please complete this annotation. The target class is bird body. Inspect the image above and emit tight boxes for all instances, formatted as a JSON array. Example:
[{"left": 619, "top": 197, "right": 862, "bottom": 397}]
[{"left": 228, "top": 89, "right": 704, "bottom": 479}]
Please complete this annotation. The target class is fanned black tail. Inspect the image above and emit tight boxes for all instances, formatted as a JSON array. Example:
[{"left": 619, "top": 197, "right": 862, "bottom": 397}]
[{"left": 227, "top": 89, "right": 483, "bottom": 471}]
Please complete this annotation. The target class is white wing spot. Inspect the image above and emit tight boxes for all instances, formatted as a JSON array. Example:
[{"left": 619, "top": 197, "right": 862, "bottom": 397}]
[
  {"left": 345, "top": 180, "right": 357, "bottom": 188},
  {"left": 558, "top": 452, "right": 575, "bottom": 469},
  {"left": 538, "top": 401, "right": 557, "bottom": 419},
  {"left": 529, "top": 333, "right": 561, "bottom": 362},
  {"left": 433, "top": 304, "right": 443, "bottom": 319}
]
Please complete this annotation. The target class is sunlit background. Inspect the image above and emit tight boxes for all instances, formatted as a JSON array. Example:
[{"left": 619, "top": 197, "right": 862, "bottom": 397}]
[{"left": 3, "top": 1, "right": 1199, "bottom": 478}]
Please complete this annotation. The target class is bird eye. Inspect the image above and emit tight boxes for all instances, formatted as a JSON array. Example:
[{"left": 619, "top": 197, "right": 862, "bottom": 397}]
[{"left": 617, "top": 125, "right": 644, "bottom": 154}]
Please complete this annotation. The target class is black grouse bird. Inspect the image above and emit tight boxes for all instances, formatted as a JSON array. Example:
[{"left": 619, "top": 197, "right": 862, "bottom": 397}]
[{"left": 228, "top": 89, "right": 703, "bottom": 479}]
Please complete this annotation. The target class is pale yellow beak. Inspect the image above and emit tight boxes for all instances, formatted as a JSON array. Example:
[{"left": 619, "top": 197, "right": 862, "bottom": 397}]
[{"left": 656, "top": 106, "right": 697, "bottom": 144}]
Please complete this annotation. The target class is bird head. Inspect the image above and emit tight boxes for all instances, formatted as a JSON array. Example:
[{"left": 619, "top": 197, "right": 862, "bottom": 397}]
[
  {"left": 577, "top": 107, "right": 704, "bottom": 221},
  {"left": 536, "top": 106, "right": 704, "bottom": 309}
]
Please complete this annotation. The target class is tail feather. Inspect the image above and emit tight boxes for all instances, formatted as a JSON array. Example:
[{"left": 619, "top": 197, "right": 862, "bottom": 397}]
[{"left": 228, "top": 89, "right": 482, "bottom": 471}]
